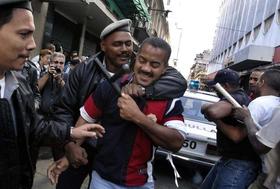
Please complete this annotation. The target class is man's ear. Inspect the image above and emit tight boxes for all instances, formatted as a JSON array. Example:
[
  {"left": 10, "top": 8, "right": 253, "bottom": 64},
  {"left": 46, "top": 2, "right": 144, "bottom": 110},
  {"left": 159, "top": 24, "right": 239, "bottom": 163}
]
[
  {"left": 161, "top": 66, "right": 167, "bottom": 75},
  {"left": 100, "top": 41, "right": 106, "bottom": 52},
  {"left": 258, "top": 79, "right": 265, "bottom": 88},
  {"left": 223, "top": 83, "right": 230, "bottom": 90}
]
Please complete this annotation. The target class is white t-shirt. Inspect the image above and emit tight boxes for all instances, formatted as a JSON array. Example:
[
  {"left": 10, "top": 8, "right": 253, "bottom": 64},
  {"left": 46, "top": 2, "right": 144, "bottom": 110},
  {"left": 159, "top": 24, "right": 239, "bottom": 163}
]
[
  {"left": 248, "top": 96, "right": 280, "bottom": 173},
  {"left": 256, "top": 107, "right": 280, "bottom": 148},
  {"left": 0, "top": 77, "right": 5, "bottom": 98},
  {"left": 256, "top": 107, "right": 280, "bottom": 189},
  {"left": 248, "top": 96, "right": 280, "bottom": 128}
]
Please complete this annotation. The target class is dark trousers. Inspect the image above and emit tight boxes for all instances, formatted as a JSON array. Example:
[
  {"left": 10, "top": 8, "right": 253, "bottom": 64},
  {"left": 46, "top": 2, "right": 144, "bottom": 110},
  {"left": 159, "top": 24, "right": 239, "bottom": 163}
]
[
  {"left": 56, "top": 163, "right": 92, "bottom": 189},
  {"left": 56, "top": 143, "right": 95, "bottom": 189}
]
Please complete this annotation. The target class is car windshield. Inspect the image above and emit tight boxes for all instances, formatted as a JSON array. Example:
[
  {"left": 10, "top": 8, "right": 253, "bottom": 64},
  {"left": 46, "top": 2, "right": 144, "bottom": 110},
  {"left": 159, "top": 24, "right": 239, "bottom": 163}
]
[{"left": 180, "top": 96, "right": 215, "bottom": 125}]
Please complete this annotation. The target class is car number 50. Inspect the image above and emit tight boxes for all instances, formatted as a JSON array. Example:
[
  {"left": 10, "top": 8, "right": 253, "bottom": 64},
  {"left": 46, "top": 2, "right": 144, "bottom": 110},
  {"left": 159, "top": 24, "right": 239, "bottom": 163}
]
[{"left": 183, "top": 140, "right": 197, "bottom": 149}]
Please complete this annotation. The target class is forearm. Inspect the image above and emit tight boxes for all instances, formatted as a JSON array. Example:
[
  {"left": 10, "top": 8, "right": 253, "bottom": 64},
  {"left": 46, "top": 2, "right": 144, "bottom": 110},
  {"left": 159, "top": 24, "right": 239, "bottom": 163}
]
[
  {"left": 74, "top": 120, "right": 86, "bottom": 145},
  {"left": 34, "top": 118, "right": 70, "bottom": 146},
  {"left": 133, "top": 113, "right": 184, "bottom": 152},
  {"left": 202, "top": 102, "right": 232, "bottom": 120},
  {"left": 243, "top": 117, "right": 270, "bottom": 154},
  {"left": 145, "top": 66, "right": 187, "bottom": 99}
]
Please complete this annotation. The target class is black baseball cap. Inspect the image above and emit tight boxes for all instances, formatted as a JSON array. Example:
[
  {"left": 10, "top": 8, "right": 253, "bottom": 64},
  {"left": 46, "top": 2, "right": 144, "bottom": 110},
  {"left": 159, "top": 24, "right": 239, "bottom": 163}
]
[
  {"left": 207, "top": 68, "right": 240, "bottom": 86},
  {"left": 0, "top": 0, "right": 32, "bottom": 12}
]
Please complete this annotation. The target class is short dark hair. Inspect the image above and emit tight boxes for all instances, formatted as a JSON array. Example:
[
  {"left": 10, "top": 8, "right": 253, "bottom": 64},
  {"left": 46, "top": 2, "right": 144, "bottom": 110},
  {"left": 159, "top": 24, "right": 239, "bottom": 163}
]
[
  {"left": 261, "top": 69, "right": 280, "bottom": 92},
  {"left": 139, "top": 37, "right": 171, "bottom": 66},
  {"left": 0, "top": 6, "right": 13, "bottom": 28},
  {"left": 207, "top": 68, "right": 240, "bottom": 87}
]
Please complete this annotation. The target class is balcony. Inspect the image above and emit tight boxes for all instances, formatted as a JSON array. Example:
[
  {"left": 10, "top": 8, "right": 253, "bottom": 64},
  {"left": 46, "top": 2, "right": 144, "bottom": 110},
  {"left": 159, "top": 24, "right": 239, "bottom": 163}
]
[{"left": 229, "top": 45, "right": 274, "bottom": 71}]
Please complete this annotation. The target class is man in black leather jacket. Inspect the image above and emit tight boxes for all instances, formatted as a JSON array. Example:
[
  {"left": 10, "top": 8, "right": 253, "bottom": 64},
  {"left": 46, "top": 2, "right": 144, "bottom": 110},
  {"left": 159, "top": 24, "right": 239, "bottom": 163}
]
[
  {"left": 0, "top": 1, "right": 108, "bottom": 188},
  {"left": 50, "top": 19, "right": 187, "bottom": 188}
]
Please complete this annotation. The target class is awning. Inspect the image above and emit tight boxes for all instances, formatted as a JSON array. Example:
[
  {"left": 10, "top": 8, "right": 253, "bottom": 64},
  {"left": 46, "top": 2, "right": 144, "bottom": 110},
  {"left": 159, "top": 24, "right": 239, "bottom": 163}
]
[
  {"left": 113, "top": 0, "right": 151, "bottom": 22},
  {"left": 132, "top": 0, "right": 151, "bottom": 21},
  {"left": 229, "top": 45, "right": 274, "bottom": 71}
]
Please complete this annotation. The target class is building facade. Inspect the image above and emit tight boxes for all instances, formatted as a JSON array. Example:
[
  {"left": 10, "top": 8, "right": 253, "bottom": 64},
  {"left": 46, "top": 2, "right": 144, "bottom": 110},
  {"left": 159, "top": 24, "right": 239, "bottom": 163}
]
[
  {"left": 31, "top": 0, "right": 170, "bottom": 58},
  {"left": 208, "top": 0, "right": 280, "bottom": 84},
  {"left": 189, "top": 50, "right": 211, "bottom": 90}
]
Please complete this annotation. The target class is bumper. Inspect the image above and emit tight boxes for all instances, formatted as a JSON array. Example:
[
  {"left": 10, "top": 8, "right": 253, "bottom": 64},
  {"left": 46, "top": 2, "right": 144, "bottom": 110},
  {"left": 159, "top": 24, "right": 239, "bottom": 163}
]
[{"left": 156, "top": 149, "right": 220, "bottom": 167}]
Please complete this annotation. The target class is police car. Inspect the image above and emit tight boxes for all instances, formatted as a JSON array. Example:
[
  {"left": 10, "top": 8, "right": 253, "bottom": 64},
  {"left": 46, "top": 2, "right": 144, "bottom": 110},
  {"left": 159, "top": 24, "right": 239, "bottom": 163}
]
[{"left": 157, "top": 81, "right": 220, "bottom": 167}]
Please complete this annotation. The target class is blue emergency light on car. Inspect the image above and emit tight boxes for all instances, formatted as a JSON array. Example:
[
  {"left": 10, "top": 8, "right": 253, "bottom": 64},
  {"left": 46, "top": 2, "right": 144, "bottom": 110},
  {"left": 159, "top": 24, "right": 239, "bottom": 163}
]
[{"left": 189, "top": 80, "right": 200, "bottom": 90}]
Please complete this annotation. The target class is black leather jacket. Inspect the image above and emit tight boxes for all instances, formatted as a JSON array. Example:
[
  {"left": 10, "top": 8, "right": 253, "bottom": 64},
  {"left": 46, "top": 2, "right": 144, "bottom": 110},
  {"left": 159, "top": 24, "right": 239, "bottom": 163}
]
[{"left": 0, "top": 71, "right": 71, "bottom": 189}]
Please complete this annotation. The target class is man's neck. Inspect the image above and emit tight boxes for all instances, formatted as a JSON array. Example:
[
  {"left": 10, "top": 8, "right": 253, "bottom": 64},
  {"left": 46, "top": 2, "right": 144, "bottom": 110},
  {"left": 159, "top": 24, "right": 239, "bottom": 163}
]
[
  {"left": 260, "top": 88, "right": 279, "bottom": 97},
  {"left": 104, "top": 59, "right": 118, "bottom": 73}
]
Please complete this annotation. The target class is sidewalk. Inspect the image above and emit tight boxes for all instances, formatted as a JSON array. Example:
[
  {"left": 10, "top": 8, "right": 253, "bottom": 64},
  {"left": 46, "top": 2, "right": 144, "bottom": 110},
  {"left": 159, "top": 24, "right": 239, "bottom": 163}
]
[
  {"left": 32, "top": 148, "right": 89, "bottom": 189},
  {"left": 32, "top": 158, "right": 55, "bottom": 189}
]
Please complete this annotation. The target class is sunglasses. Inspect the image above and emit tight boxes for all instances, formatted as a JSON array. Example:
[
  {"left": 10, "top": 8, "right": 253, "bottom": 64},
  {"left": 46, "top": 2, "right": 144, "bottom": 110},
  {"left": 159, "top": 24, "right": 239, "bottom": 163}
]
[{"left": 53, "top": 61, "right": 64, "bottom": 65}]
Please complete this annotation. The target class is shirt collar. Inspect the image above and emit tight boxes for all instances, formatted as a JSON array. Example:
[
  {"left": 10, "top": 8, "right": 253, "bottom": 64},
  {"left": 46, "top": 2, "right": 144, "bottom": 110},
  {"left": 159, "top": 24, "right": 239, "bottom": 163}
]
[{"left": 4, "top": 71, "right": 19, "bottom": 99}]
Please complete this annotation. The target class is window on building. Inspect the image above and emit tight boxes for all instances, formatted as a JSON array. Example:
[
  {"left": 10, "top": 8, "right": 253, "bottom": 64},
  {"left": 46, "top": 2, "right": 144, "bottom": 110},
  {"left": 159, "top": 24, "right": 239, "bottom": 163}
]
[
  {"left": 245, "top": 31, "right": 251, "bottom": 44},
  {"left": 277, "top": 10, "right": 280, "bottom": 25},
  {"left": 264, "top": 14, "right": 274, "bottom": 34},
  {"left": 253, "top": 24, "right": 261, "bottom": 39},
  {"left": 238, "top": 37, "right": 243, "bottom": 48}
]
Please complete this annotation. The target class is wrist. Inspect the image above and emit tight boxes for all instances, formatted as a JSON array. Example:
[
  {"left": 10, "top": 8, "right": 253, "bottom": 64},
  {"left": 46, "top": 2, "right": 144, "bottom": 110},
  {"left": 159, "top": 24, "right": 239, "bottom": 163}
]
[
  {"left": 63, "top": 127, "right": 76, "bottom": 147},
  {"left": 64, "top": 140, "right": 77, "bottom": 150},
  {"left": 70, "top": 126, "right": 75, "bottom": 138}
]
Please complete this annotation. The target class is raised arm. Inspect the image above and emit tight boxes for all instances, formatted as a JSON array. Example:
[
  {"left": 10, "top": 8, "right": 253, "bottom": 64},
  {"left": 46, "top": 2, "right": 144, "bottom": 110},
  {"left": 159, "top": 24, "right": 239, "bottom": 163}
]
[{"left": 201, "top": 100, "right": 233, "bottom": 120}]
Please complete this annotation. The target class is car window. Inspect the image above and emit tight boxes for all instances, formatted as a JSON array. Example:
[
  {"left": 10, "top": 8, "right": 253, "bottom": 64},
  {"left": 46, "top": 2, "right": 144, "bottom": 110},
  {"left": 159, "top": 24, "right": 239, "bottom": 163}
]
[{"left": 180, "top": 96, "right": 215, "bottom": 125}]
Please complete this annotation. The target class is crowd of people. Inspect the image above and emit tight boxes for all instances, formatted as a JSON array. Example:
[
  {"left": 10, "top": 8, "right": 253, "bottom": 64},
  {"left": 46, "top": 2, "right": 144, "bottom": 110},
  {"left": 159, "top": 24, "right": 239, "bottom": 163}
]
[
  {"left": 0, "top": 1, "right": 279, "bottom": 189},
  {"left": 201, "top": 68, "right": 280, "bottom": 189},
  {"left": 0, "top": 1, "right": 188, "bottom": 189}
]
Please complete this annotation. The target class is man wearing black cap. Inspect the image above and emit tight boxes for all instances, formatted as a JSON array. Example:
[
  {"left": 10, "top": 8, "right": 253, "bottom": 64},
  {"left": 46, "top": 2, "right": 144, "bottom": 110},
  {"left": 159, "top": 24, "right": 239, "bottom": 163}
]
[
  {"left": 0, "top": 1, "right": 106, "bottom": 188},
  {"left": 48, "top": 18, "right": 187, "bottom": 188},
  {"left": 200, "top": 69, "right": 260, "bottom": 189}
]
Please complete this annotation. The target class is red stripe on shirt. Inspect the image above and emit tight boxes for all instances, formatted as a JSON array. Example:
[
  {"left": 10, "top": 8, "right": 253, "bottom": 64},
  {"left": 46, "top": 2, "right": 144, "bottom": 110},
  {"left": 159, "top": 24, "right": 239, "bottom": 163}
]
[{"left": 84, "top": 94, "right": 102, "bottom": 118}]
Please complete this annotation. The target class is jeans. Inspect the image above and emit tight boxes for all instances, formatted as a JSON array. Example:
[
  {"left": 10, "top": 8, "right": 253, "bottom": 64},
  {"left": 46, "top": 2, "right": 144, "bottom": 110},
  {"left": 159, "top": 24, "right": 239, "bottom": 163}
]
[
  {"left": 90, "top": 171, "right": 154, "bottom": 189},
  {"left": 200, "top": 157, "right": 260, "bottom": 189}
]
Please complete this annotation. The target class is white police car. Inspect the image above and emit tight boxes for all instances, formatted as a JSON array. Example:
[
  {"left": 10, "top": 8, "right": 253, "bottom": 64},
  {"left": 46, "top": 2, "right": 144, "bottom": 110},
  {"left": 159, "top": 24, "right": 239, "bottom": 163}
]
[{"left": 157, "top": 89, "right": 220, "bottom": 167}]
